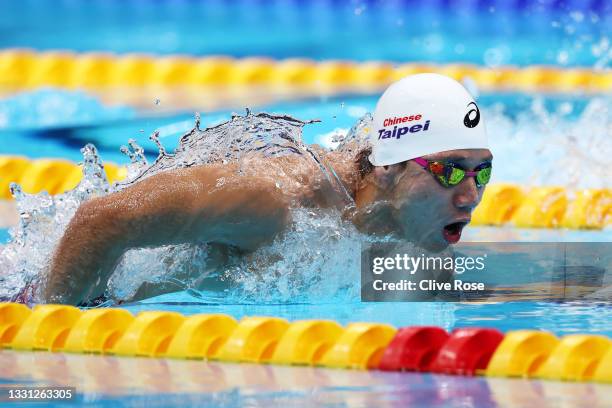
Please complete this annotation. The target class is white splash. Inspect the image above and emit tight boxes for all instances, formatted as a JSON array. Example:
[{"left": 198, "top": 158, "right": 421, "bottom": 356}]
[{"left": 0, "top": 112, "right": 368, "bottom": 304}]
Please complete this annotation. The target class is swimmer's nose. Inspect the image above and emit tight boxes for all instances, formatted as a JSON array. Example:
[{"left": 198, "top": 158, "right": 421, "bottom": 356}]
[{"left": 453, "top": 177, "right": 480, "bottom": 211}]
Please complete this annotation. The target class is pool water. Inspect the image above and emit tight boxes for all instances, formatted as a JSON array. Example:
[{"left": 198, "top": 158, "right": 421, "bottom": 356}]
[
  {"left": 0, "top": 228, "right": 9, "bottom": 243},
  {"left": 3, "top": 0, "right": 611, "bottom": 66},
  {"left": 1, "top": 223, "right": 610, "bottom": 336},
  {"left": 1, "top": 89, "right": 610, "bottom": 407},
  {"left": 1, "top": 1, "right": 611, "bottom": 406},
  {"left": 1, "top": 350, "right": 610, "bottom": 408},
  {"left": 0, "top": 87, "right": 611, "bottom": 407},
  {"left": 2, "top": 91, "right": 609, "bottom": 187}
]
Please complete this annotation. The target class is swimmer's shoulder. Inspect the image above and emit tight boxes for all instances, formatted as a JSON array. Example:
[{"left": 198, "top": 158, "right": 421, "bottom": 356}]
[{"left": 182, "top": 150, "right": 353, "bottom": 209}]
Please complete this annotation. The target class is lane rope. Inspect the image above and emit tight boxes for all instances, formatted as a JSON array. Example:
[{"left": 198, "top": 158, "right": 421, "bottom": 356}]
[
  {"left": 0, "top": 49, "right": 610, "bottom": 93},
  {"left": 0, "top": 303, "right": 610, "bottom": 383},
  {"left": 1, "top": 156, "right": 609, "bottom": 229}
]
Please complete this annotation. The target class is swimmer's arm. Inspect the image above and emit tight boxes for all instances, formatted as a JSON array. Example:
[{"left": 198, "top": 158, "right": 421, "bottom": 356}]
[{"left": 44, "top": 164, "right": 290, "bottom": 304}]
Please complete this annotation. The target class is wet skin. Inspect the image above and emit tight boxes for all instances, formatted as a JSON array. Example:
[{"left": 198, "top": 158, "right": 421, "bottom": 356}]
[
  {"left": 43, "top": 147, "right": 492, "bottom": 305},
  {"left": 352, "top": 148, "right": 493, "bottom": 252}
]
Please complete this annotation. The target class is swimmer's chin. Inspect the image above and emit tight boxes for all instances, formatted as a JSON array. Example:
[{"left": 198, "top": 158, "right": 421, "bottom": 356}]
[
  {"left": 412, "top": 231, "right": 452, "bottom": 253},
  {"left": 395, "top": 232, "right": 450, "bottom": 253},
  {"left": 418, "top": 240, "right": 450, "bottom": 253}
]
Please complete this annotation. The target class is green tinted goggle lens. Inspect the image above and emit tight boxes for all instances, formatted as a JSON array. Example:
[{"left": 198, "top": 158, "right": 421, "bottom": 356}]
[
  {"left": 430, "top": 162, "right": 492, "bottom": 188},
  {"left": 476, "top": 166, "right": 492, "bottom": 186},
  {"left": 448, "top": 167, "right": 465, "bottom": 185}
]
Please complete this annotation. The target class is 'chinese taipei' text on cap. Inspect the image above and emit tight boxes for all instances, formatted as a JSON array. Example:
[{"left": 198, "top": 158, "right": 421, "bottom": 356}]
[{"left": 368, "top": 73, "right": 488, "bottom": 166}]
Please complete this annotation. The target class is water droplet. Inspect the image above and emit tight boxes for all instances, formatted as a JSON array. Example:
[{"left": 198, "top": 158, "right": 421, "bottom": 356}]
[
  {"left": 557, "top": 50, "right": 570, "bottom": 65},
  {"left": 558, "top": 102, "right": 573, "bottom": 116},
  {"left": 570, "top": 11, "right": 584, "bottom": 23},
  {"left": 9, "top": 182, "right": 22, "bottom": 199},
  {"left": 462, "top": 77, "right": 480, "bottom": 99},
  {"left": 154, "top": 98, "right": 161, "bottom": 106},
  {"left": 120, "top": 145, "right": 134, "bottom": 161},
  {"left": 149, "top": 130, "right": 166, "bottom": 157}
]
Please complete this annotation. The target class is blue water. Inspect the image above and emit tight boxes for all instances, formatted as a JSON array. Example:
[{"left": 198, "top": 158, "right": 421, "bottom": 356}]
[
  {"left": 1, "top": 350, "right": 608, "bottom": 408},
  {"left": 125, "top": 294, "right": 612, "bottom": 337},
  {"left": 0, "top": 90, "right": 601, "bottom": 164},
  {"left": 116, "top": 225, "right": 611, "bottom": 337},
  {"left": 3, "top": 223, "right": 609, "bottom": 338},
  {"left": 1, "top": 0, "right": 611, "bottom": 67},
  {"left": 1, "top": 88, "right": 610, "bottom": 337}
]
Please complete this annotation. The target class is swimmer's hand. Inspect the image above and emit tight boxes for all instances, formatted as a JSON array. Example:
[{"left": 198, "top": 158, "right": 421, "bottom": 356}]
[{"left": 43, "top": 164, "right": 290, "bottom": 305}]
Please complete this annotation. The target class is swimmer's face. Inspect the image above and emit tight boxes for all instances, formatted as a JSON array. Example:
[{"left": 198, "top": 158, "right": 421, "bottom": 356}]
[{"left": 378, "top": 148, "right": 493, "bottom": 252}]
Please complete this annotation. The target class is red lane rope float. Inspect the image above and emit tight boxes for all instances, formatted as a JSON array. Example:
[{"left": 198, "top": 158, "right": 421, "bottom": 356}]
[
  {"left": 429, "top": 328, "right": 505, "bottom": 376},
  {"left": 378, "top": 326, "right": 449, "bottom": 372}
]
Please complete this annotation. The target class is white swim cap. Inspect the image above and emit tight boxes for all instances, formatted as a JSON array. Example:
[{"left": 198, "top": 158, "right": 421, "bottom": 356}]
[{"left": 369, "top": 73, "right": 488, "bottom": 166}]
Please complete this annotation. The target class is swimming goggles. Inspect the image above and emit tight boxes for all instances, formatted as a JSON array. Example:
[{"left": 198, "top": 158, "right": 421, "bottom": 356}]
[{"left": 413, "top": 157, "right": 492, "bottom": 188}]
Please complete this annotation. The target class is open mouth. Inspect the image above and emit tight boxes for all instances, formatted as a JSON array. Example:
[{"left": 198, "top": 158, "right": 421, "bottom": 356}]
[{"left": 442, "top": 221, "right": 468, "bottom": 244}]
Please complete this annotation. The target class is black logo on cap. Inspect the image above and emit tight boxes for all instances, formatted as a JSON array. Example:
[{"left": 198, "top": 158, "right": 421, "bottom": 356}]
[{"left": 464, "top": 102, "right": 480, "bottom": 128}]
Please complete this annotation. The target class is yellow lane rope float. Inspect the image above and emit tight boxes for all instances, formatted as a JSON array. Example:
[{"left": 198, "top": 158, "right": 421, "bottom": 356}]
[
  {"left": 1, "top": 156, "right": 609, "bottom": 229},
  {"left": 0, "top": 156, "right": 127, "bottom": 199},
  {"left": 471, "top": 183, "right": 611, "bottom": 229},
  {"left": 0, "top": 303, "right": 611, "bottom": 383},
  {"left": 0, "top": 49, "right": 610, "bottom": 93}
]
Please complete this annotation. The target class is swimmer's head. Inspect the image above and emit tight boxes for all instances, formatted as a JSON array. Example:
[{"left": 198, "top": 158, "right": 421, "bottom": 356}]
[
  {"left": 369, "top": 73, "right": 488, "bottom": 166},
  {"left": 354, "top": 73, "right": 492, "bottom": 251}
]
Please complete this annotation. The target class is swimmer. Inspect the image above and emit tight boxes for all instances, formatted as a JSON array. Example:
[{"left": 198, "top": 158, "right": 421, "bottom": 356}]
[{"left": 44, "top": 73, "right": 493, "bottom": 305}]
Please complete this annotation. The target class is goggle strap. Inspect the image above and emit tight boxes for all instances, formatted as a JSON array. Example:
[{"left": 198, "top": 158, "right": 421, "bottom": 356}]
[
  {"left": 413, "top": 157, "right": 429, "bottom": 168},
  {"left": 414, "top": 157, "right": 484, "bottom": 177}
]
